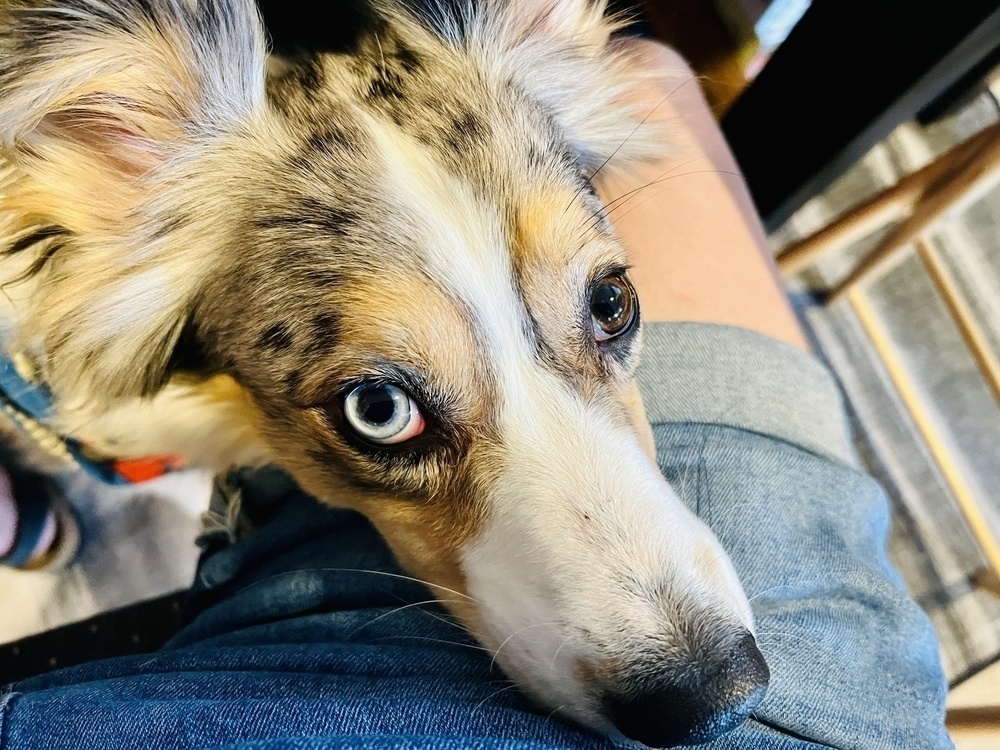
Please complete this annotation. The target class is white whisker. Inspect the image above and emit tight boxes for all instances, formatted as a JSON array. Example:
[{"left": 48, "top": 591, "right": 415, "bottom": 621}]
[
  {"left": 490, "top": 621, "right": 559, "bottom": 673},
  {"left": 348, "top": 598, "right": 462, "bottom": 639},
  {"left": 230, "top": 567, "right": 475, "bottom": 603},
  {"left": 370, "top": 634, "right": 489, "bottom": 653},
  {"left": 472, "top": 683, "right": 520, "bottom": 716}
]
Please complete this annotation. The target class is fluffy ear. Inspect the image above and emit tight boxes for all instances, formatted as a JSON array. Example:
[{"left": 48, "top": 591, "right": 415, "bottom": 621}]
[
  {"left": 429, "top": 0, "right": 671, "bottom": 171},
  {"left": 0, "top": 0, "right": 268, "bottom": 402}
]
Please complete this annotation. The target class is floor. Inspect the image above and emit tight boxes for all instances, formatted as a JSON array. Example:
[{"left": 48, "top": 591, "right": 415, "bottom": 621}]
[
  {"left": 0, "top": 467, "right": 211, "bottom": 645},
  {"left": 774, "top": 71, "right": 1000, "bottom": 745}
]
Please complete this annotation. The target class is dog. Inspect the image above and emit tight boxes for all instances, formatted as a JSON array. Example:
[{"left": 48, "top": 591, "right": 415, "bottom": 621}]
[{"left": 0, "top": 0, "right": 768, "bottom": 745}]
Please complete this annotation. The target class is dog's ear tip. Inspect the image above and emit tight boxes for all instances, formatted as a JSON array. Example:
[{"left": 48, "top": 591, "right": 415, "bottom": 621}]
[
  {"left": 45, "top": 322, "right": 196, "bottom": 406},
  {"left": 0, "top": 0, "right": 268, "bottom": 139}
]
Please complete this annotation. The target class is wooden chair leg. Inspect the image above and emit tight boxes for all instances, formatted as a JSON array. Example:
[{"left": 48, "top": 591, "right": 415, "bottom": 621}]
[
  {"left": 826, "top": 133, "right": 1000, "bottom": 302},
  {"left": 947, "top": 705, "right": 1000, "bottom": 730},
  {"left": 776, "top": 121, "right": 1000, "bottom": 275},
  {"left": 970, "top": 568, "right": 1000, "bottom": 598},
  {"left": 849, "top": 290, "right": 1000, "bottom": 582},
  {"left": 913, "top": 239, "right": 1000, "bottom": 409}
]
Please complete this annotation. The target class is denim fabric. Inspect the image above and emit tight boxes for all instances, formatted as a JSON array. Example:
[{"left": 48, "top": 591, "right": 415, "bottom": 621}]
[{"left": 0, "top": 323, "right": 952, "bottom": 749}]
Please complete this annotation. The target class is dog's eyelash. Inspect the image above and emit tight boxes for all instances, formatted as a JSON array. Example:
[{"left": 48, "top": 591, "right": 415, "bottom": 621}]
[
  {"left": 586, "top": 263, "right": 632, "bottom": 294},
  {"left": 320, "top": 367, "right": 457, "bottom": 454},
  {"left": 335, "top": 367, "right": 432, "bottom": 410},
  {"left": 583, "top": 261, "right": 631, "bottom": 308}
]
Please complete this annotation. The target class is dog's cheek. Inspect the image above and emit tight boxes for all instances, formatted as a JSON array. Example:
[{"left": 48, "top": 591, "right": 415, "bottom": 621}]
[
  {"left": 264, "top": 443, "right": 486, "bottom": 614},
  {"left": 360, "top": 497, "right": 483, "bottom": 618},
  {"left": 623, "top": 382, "right": 657, "bottom": 463}
]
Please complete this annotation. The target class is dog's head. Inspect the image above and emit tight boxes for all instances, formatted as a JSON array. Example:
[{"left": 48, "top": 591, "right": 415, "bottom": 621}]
[{"left": 0, "top": 0, "right": 767, "bottom": 745}]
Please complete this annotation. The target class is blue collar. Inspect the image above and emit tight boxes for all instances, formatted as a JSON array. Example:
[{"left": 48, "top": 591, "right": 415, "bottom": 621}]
[{"left": 0, "top": 350, "right": 136, "bottom": 484}]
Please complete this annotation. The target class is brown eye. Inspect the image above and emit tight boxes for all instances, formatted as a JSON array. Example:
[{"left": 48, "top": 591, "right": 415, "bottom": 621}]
[{"left": 590, "top": 274, "right": 637, "bottom": 341}]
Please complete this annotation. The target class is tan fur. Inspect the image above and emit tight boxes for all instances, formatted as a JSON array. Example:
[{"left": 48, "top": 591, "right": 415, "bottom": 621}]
[
  {"left": 624, "top": 383, "right": 657, "bottom": 462},
  {"left": 0, "top": 1, "right": 764, "bottom": 742}
]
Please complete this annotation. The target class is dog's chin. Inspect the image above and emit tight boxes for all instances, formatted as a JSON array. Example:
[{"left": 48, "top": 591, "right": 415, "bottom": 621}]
[
  {"left": 471, "top": 611, "right": 768, "bottom": 749},
  {"left": 452, "top": 536, "right": 765, "bottom": 748}
]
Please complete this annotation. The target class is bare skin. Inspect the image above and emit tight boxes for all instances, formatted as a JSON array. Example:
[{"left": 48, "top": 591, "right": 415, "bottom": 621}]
[
  {"left": 0, "top": 470, "right": 57, "bottom": 566},
  {"left": 598, "top": 41, "right": 809, "bottom": 352}
]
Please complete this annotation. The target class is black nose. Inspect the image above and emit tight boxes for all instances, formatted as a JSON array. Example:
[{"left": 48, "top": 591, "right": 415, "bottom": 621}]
[{"left": 605, "top": 631, "right": 769, "bottom": 748}]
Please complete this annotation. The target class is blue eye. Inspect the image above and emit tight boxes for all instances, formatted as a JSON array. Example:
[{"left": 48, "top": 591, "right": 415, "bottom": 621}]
[{"left": 343, "top": 382, "right": 425, "bottom": 444}]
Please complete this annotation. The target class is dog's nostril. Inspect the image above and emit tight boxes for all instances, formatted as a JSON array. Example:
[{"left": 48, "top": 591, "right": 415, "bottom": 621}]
[{"left": 605, "top": 631, "right": 769, "bottom": 748}]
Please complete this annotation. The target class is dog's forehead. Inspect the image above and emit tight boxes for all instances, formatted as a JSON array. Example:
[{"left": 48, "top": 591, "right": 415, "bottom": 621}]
[
  {"left": 230, "top": 40, "right": 631, "bottom": 411},
  {"left": 265, "top": 36, "right": 610, "bottom": 243}
]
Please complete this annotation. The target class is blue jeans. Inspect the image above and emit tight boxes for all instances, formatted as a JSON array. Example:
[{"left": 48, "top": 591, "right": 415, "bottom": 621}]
[{"left": 0, "top": 324, "right": 952, "bottom": 749}]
